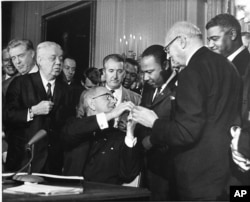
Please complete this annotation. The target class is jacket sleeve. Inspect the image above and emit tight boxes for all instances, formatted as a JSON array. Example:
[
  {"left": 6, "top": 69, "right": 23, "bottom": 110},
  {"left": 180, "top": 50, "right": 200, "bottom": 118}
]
[
  {"left": 119, "top": 141, "right": 142, "bottom": 183},
  {"left": 61, "top": 115, "right": 100, "bottom": 148},
  {"left": 150, "top": 64, "right": 207, "bottom": 147},
  {"left": 5, "top": 76, "right": 29, "bottom": 124}
]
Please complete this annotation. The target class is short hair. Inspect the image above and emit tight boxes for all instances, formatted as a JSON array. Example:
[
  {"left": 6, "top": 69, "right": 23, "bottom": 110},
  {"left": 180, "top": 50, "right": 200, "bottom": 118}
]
[
  {"left": 242, "top": 32, "right": 250, "bottom": 39},
  {"left": 7, "top": 39, "right": 34, "bottom": 52},
  {"left": 36, "top": 41, "right": 62, "bottom": 59},
  {"left": 81, "top": 67, "right": 101, "bottom": 85},
  {"left": 141, "top": 45, "right": 167, "bottom": 69},
  {"left": 206, "top": 13, "right": 242, "bottom": 35},
  {"left": 103, "top": 54, "right": 125, "bottom": 68},
  {"left": 125, "top": 58, "right": 139, "bottom": 71},
  {"left": 166, "top": 21, "right": 202, "bottom": 45},
  {"left": 63, "top": 55, "right": 76, "bottom": 63}
]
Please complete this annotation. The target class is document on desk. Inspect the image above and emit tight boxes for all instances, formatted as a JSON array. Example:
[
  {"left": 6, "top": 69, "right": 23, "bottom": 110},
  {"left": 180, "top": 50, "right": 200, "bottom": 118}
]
[{"left": 3, "top": 183, "right": 83, "bottom": 196}]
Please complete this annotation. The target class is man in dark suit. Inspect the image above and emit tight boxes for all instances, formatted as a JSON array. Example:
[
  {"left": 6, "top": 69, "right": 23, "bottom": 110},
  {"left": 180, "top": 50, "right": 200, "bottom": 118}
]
[
  {"left": 230, "top": 0, "right": 250, "bottom": 177},
  {"left": 62, "top": 86, "right": 140, "bottom": 184},
  {"left": 5, "top": 41, "right": 70, "bottom": 174},
  {"left": 134, "top": 44, "right": 177, "bottom": 200},
  {"left": 206, "top": 13, "right": 250, "bottom": 186},
  {"left": 131, "top": 21, "right": 241, "bottom": 200},
  {"left": 206, "top": 13, "right": 250, "bottom": 76}
]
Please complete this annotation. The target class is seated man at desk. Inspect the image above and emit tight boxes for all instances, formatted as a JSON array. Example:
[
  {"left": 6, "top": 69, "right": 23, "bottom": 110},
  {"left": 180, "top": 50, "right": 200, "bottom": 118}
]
[{"left": 62, "top": 86, "right": 141, "bottom": 185}]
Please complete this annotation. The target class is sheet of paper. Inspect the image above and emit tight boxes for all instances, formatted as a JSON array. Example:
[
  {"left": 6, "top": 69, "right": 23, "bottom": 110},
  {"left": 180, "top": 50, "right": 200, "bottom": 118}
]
[{"left": 3, "top": 183, "right": 83, "bottom": 196}]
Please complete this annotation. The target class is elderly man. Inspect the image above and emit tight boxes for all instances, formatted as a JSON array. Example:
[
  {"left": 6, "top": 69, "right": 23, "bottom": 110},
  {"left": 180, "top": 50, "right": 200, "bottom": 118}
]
[
  {"left": 62, "top": 86, "right": 140, "bottom": 184},
  {"left": 7, "top": 39, "right": 38, "bottom": 75},
  {"left": 103, "top": 54, "right": 141, "bottom": 131},
  {"left": 131, "top": 22, "right": 241, "bottom": 200},
  {"left": 5, "top": 41, "right": 70, "bottom": 174},
  {"left": 206, "top": 13, "right": 250, "bottom": 76}
]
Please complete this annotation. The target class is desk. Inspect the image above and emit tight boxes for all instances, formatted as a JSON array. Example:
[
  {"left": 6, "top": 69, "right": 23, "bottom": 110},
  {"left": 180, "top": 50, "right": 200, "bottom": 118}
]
[{"left": 2, "top": 180, "right": 150, "bottom": 201}]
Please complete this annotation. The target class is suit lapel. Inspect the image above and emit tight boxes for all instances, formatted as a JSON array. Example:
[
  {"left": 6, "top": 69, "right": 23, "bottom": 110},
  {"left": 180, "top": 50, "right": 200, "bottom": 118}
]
[
  {"left": 30, "top": 72, "right": 47, "bottom": 101},
  {"left": 151, "top": 87, "right": 172, "bottom": 107},
  {"left": 53, "top": 79, "right": 64, "bottom": 107}
]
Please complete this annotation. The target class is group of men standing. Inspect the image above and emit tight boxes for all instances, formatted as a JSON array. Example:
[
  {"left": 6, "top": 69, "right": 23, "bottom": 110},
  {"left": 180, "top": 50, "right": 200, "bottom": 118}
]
[{"left": 2, "top": 0, "right": 250, "bottom": 201}]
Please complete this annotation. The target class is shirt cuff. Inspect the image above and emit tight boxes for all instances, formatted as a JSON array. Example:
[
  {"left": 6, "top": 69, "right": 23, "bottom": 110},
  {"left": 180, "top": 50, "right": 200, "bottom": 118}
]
[
  {"left": 125, "top": 135, "right": 137, "bottom": 148},
  {"left": 27, "top": 109, "right": 33, "bottom": 122},
  {"left": 96, "top": 112, "right": 109, "bottom": 130}
]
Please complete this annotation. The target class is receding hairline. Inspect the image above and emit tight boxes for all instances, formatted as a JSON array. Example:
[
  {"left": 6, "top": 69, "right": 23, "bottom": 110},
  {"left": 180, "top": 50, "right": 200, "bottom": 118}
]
[
  {"left": 36, "top": 41, "right": 62, "bottom": 57},
  {"left": 165, "top": 21, "right": 202, "bottom": 44}
]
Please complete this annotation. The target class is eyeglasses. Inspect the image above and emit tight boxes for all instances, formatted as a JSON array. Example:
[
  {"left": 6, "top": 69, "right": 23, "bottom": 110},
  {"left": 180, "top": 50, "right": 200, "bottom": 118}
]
[
  {"left": 163, "top": 36, "right": 180, "bottom": 54},
  {"left": 92, "top": 93, "right": 117, "bottom": 102}
]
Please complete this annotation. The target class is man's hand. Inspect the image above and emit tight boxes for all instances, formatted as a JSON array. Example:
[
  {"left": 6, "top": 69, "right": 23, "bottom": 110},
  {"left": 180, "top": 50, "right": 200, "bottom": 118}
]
[
  {"left": 231, "top": 126, "right": 250, "bottom": 172},
  {"left": 106, "top": 101, "right": 135, "bottom": 121},
  {"left": 131, "top": 106, "right": 158, "bottom": 128},
  {"left": 32, "top": 101, "right": 54, "bottom": 116},
  {"left": 142, "top": 136, "right": 153, "bottom": 150}
]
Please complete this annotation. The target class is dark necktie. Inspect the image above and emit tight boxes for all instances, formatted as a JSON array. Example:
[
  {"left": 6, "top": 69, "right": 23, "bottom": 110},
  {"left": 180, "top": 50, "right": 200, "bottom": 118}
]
[
  {"left": 46, "top": 83, "right": 52, "bottom": 101},
  {"left": 110, "top": 89, "right": 115, "bottom": 94}
]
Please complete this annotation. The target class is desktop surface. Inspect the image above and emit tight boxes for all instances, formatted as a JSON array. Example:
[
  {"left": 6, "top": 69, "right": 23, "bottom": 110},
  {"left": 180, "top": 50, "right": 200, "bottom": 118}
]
[{"left": 2, "top": 179, "right": 150, "bottom": 201}]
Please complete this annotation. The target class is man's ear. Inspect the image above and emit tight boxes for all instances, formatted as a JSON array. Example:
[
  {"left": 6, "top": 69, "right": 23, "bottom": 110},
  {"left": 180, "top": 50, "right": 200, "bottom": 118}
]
[
  {"left": 88, "top": 98, "right": 96, "bottom": 111},
  {"left": 180, "top": 36, "right": 187, "bottom": 49},
  {"left": 230, "top": 29, "right": 237, "bottom": 41}
]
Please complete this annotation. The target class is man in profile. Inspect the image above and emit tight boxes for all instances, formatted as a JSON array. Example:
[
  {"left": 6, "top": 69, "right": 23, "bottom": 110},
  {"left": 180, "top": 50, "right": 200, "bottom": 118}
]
[
  {"left": 7, "top": 39, "right": 38, "bottom": 75},
  {"left": 131, "top": 21, "right": 241, "bottom": 200},
  {"left": 206, "top": 13, "right": 250, "bottom": 76},
  {"left": 5, "top": 41, "right": 70, "bottom": 174}
]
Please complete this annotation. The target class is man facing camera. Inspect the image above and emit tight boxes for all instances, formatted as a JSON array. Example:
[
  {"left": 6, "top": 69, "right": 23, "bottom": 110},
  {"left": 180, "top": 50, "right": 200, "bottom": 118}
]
[
  {"left": 5, "top": 41, "right": 70, "bottom": 174},
  {"left": 7, "top": 39, "right": 38, "bottom": 75},
  {"left": 103, "top": 54, "right": 141, "bottom": 131},
  {"left": 62, "top": 86, "right": 140, "bottom": 184}
]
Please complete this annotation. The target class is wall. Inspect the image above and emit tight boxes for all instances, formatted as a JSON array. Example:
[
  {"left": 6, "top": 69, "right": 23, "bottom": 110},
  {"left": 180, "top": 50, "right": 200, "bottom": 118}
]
[{"left": 7, "top": 0, "right": 231, "bottom": 69}]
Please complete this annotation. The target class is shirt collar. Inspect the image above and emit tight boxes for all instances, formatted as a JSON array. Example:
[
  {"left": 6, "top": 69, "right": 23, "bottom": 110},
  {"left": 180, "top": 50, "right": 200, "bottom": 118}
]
[
  {"left": 40, "top": 71, "right": 56, "bottom": 93},
  {"left": 186, "top": 46, "right": 204, "bottom": 66},
  {"left": 29, "top": 64, "right": 39, "bottom": 74},
  {"left": 227, "top": 46, "right": 245, "bottom": 62}
]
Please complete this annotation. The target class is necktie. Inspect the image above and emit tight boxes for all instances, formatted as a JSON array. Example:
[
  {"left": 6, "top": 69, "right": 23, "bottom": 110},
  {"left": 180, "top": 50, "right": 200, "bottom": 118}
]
[
  {"left": 46, "top": 83, "right": 52, "bottom": 101},
  {"left": 155, "top": 87, "right": 162, "bottom": 99},
  {"left": 110, "top": 89, "right": 115, "bottom": 94}
]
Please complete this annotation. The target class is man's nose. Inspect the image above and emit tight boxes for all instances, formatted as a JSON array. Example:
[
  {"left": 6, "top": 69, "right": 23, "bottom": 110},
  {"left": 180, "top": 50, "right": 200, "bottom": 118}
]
[
  {"left": 207, "top": 40, "right": 214, "bottom": 49},
  {"left": 144, "top": 73, "right": 149, "bottom": 81},
  {"left": 55, "top": 57, "right": 61, "bottom": 65}
]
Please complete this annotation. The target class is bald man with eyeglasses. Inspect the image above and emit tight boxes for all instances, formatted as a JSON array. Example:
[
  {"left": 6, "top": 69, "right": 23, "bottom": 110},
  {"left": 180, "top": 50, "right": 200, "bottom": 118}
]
[{"left": 62, "top": 86, "right": 141, "bottom": 184}]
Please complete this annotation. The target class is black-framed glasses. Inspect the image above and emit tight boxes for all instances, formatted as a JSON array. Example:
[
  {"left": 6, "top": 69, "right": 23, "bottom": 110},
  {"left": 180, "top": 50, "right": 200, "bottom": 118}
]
[
  {"left": 92, "top": 93, "right": 117, "bottom": 102},
  {"left": 163, "top": 36, "right": 180, "bottom": 54}
]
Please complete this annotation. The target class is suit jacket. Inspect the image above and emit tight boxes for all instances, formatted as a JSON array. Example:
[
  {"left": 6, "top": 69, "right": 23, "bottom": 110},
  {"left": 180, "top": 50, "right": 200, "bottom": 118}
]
[
  {"left": 62, "top": 116, "right": 140, "bottom": 184},
  {"left": 150, "top": 47, "right": 242, "bottom": 200},
  {"left": 4, "top": 72, "right": 70, "bottom": 174},
  {"left": 136, "top": 75, "right": 177, "bottom": 180},
  {"left": 232, "top": 47, "right": 250, "bottom": 76}
]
